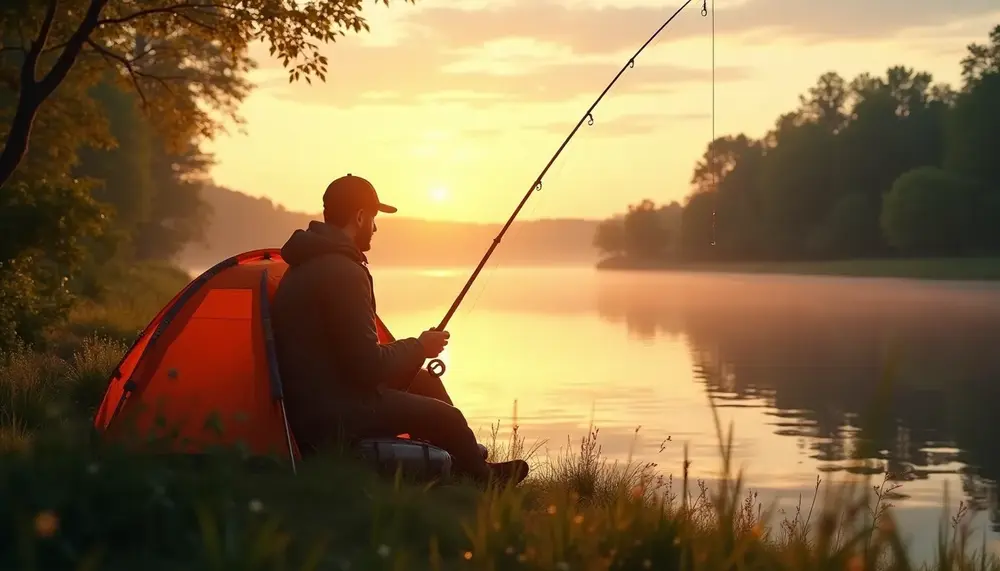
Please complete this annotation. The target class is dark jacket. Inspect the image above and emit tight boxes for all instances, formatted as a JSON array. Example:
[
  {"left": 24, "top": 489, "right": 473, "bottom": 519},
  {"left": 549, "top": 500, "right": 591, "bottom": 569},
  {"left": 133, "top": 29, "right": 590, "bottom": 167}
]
[{"left": 270, "top": 221, "right": 425, "bottom": 449}]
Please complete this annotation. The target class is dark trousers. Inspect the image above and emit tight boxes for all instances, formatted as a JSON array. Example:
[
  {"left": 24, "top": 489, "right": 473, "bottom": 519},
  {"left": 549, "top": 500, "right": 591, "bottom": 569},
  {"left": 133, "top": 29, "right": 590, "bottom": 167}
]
[{"left": 341, "top": 369, "right": 489, "bottom": 479}]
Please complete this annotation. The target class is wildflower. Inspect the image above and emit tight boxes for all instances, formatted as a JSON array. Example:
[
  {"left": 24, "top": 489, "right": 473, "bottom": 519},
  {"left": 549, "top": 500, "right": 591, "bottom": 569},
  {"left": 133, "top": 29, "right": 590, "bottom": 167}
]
[
  {"left": 573, "top": 514, "right": 584, "bottom": 525},
  {"left": 848, "top": 555, "right": 864, "bottom": 571},
  {"left": 377, "top": 544, "right": 390, "bottom": 558},
  {"left": 750, "top": 523, "right": 763, "bottom": 538},
  {"left": 631, "top": 485, "right": 645, "bottom": 499},
  {"left": 34, "top": 511, "right": 59, "bottom": 538},
  {"left": 248, "top": 499, "right": 264, "bottom": 513},
  {"left": 464, "top": 551, "right": 473, "bottom": 561},
  {"left": 547, "top": 504, "right": 557, "bottom": 515}
]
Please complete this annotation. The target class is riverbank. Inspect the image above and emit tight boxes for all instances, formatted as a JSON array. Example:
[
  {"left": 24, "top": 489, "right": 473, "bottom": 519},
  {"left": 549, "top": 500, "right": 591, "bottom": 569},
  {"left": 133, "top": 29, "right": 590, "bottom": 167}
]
[
  {"left": 596, "top": 256, "right": 1000, "bottom": 281},
  {"left": 1, "top": 262, "right": 997, "bottom": 570}
]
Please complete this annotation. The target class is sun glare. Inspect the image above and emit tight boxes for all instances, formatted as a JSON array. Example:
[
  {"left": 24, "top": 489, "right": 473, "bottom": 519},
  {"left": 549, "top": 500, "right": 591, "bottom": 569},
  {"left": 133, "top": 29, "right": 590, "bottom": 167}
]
[{"left": 430, "top": 187, "right": 449, "bottom": 202}]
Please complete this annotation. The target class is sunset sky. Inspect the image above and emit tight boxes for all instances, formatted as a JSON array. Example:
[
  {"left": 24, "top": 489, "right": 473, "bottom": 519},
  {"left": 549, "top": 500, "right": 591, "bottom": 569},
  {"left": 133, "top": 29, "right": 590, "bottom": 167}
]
[{"left": 203, "top": 0, "right": 999, "bottom": 223}]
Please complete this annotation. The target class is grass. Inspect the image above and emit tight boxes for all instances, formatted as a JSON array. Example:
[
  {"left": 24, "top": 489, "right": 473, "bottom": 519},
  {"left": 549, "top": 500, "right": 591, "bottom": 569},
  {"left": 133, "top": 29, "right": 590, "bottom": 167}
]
[
  {"left": 0, "top": 261, "right": 997, "bottom": 570},
  {"left": 596, "top": 256, "right": 1000, "bottom": 281}
]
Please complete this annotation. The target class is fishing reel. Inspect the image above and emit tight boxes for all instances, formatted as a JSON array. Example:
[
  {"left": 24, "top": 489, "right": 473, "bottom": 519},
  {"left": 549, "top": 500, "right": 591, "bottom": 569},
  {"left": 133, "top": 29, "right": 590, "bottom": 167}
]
[{"left": 427, "top": 358, "right": 446, "bottom": 378}]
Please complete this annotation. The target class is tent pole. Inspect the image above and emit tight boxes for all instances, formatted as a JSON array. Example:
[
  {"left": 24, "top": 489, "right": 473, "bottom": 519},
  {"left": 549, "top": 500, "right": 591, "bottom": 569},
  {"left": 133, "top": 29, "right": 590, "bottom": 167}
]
[{"left": 279, "top": 400, "right": 298, "bottom": 475}]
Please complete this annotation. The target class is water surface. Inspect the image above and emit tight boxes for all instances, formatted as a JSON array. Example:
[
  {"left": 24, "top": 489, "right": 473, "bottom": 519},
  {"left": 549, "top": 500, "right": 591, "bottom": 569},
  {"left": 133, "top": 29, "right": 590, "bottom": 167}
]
[{"left": 369, "top": 266, "right": 1000, "bottom": 560}]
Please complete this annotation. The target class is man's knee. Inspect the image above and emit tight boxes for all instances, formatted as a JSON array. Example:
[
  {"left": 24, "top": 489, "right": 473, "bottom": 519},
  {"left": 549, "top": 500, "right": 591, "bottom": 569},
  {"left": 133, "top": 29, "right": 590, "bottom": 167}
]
[{"left": 438, "top": 402, "right": 472, "bottom": 431}]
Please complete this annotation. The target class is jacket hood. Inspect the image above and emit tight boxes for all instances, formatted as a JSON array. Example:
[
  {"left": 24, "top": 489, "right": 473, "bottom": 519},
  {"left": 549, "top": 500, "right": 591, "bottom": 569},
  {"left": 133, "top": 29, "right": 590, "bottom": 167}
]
[{"left": 280, "top": 221, "right": 366, "bottom": 267}]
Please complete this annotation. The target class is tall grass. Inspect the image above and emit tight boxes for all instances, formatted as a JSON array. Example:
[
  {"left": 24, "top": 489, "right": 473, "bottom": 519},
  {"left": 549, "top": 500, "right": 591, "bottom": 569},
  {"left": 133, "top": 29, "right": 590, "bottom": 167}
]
[{"left": 0, "top": 262, "right": 997, "bottom": 570}]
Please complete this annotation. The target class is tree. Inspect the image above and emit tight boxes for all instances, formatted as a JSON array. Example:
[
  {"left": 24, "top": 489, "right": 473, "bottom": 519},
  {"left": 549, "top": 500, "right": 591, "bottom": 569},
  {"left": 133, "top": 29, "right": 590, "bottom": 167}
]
[
  {"left": 799, "top": 71, "right": 849, "bottom": 133},
  {"left": 0, "top": 173, "right": 109, "bottom": 350},
  {"left": 946, "top": 41, "right": 1000, "bottom": 189},
  {"left": 0, "top": 0, "right": 413, "bottom": 189},
  {"left": 679, "top": 191, "right": 717, "bottom": 260},
  {"left": 133, "top": 140, "right": 213, "bottom": 261},
  {"left": 593, "top": 217, "right": 625, "bottom": 257},
  {"left": 757, "top": 118, "right": 838, "bottom": 258},
  {"left": 880, "top": 167, "right": 979, "bottom": 255},
  {"left": 808, "top": 193, "right": 881, "bottom": 258},
  {"left": 959, "top": 24, "right": 1000, "bottom": 88},
  {"left": 72, "top": 79, "right": 213, "bottom": 262},
  {"left": 601, "top": 24, "right": 1000, "bottom": 266},
  {"left": 623, "top": 199, "right": 672, "bottom": 260},
  {"left": 73, "top": 79, "right": 156, "bottom": 243}
]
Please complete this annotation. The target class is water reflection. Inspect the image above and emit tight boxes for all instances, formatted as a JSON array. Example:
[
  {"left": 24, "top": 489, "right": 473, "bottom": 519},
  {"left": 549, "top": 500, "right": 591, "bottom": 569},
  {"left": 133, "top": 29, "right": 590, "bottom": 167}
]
[{"left": 595, "top": 272, "right": 1000, "bottom": 530}]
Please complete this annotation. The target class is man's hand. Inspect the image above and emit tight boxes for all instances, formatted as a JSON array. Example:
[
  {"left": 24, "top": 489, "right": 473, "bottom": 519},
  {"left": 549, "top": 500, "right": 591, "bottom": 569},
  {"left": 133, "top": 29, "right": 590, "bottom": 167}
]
[{"left": 418, "top": 329, "right": 450, "bottom": 358}]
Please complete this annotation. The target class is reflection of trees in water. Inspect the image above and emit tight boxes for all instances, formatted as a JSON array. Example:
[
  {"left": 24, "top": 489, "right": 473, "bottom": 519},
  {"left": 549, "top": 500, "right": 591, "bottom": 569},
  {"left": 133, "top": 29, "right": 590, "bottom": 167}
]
[{"left": 595, "top": 274, "right": 1000, "bottom": 527}]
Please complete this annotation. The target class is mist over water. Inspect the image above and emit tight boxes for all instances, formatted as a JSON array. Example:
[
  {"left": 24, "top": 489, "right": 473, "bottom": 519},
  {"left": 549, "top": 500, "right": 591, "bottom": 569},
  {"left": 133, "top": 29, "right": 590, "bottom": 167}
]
[{"left": 367, "top": 266, "right": 1000, "bottom": 559}]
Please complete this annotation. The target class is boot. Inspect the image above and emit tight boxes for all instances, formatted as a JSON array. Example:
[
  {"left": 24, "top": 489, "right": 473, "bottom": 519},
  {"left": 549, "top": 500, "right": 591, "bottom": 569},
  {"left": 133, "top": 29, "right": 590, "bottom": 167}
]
[{"left": 485, "top": 459, "right": 529, "bottom": 486}]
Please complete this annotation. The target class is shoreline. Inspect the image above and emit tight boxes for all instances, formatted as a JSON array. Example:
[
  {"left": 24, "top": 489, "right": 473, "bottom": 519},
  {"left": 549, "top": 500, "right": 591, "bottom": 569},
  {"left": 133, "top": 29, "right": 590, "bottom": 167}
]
[{"left": 595, "top": 256, "right": 1000, "bottom": 282}]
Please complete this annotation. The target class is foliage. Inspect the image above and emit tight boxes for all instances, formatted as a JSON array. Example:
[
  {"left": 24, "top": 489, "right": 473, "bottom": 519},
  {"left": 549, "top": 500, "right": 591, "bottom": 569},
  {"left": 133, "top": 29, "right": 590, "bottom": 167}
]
[
  {"left": 880, "top": 167, "right": 981, "bottom": 255},
  {"left": 597, "top": 25, "right": 1000, "bottom": 268},
  {"left": 0, "top": 0, "right": 413, "bottom": 188},
  {"left": 0, "top": 175, "right": 110, "bottom": 352},
  {"left": 1, "top": 0, "right": 410, "bottom": 353},
  {"left": 73, "top": 79, "right": 215, "bottom": 262},
  {"left": 593, "top": 216, "right": 626, "bottom": 256}
]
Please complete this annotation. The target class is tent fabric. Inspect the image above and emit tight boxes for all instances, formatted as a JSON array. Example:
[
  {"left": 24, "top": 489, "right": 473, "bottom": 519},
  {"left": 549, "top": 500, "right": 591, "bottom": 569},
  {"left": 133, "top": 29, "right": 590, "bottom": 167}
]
[{"left": 92, "top": 248, "right": 397, "bottom": 465}]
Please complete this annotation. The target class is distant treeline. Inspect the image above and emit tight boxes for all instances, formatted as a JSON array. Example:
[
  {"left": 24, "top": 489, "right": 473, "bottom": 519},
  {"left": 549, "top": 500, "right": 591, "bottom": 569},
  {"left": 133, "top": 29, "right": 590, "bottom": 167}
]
[
  {"left": 595, "top": 25, "right": 1000, "bottom": 265},
  {"left": 179, "top": 186, "right": 600, "bottom": 271}
]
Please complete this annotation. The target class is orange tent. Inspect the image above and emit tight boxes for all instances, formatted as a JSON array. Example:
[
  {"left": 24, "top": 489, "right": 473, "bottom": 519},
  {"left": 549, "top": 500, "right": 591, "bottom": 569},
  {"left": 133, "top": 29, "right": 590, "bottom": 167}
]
[{"left": 92, "top": 248, "right": 397, "bottom": 473}]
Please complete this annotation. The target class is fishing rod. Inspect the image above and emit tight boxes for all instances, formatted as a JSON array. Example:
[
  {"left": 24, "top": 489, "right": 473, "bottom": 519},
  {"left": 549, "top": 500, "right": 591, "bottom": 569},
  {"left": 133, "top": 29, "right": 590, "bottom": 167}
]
[{"left": 425, "top": 0, "right": 710, "bottom": 379}]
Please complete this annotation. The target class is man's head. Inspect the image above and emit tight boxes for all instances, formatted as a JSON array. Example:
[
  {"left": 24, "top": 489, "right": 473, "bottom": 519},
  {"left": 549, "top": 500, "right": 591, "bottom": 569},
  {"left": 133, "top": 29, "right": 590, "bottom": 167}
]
[{"left": 322, "top": 174, "right": 397, "bottom": 252}]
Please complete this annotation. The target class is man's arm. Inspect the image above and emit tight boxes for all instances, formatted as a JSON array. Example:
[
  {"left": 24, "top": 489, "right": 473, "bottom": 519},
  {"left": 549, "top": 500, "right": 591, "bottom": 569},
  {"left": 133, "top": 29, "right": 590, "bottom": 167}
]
[{"left": 319, "top": 260, "right": 426, "bottom": 388}]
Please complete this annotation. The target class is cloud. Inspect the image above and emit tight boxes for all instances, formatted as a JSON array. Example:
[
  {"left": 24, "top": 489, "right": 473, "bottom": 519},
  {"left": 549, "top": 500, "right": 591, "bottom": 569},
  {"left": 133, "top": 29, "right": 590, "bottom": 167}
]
[
  {"left": 246, "top": 0, "right": 997, "bottom": 110},
  {"left": 406, "top": 0, "right": 1000, "bottom": 52},
  {"left": 254, "top": 39, "right": 749, "bottom": 107}
]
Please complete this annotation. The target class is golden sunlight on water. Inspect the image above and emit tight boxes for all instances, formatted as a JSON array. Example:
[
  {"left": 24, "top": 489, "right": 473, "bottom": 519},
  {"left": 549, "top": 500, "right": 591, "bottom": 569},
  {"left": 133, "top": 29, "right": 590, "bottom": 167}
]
[{"left": 370, "top": 266, "right": 1000, "bottom": 560}]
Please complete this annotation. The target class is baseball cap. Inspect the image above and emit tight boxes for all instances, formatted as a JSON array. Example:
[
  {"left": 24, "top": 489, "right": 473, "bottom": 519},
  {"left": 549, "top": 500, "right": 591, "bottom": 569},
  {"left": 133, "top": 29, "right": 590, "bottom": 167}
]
[{"left": 323, "top": 173, "right": 398, "bottom": 215}]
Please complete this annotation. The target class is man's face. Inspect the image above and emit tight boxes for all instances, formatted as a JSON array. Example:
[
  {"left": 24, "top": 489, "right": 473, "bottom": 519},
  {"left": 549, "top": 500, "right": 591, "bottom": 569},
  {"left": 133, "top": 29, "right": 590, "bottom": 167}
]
[{"left": 354, "top": 209, "right": 377, "bottom": 252}]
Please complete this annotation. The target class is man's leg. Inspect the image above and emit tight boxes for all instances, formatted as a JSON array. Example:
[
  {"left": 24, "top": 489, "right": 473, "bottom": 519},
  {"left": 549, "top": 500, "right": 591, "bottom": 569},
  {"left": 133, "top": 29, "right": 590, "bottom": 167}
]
[
  {"left": 346, "top": 389, "right": 490, "bottom": 480},
  {"left": 401, "top": 369, "right": 454, "bottom": 405}
]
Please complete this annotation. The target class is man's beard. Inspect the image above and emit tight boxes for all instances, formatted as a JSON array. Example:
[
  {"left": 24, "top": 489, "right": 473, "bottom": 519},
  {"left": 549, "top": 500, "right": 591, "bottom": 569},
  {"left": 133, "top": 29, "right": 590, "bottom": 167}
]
[{"left": 356, "top": 226, "right": 374, "bottom": 252}]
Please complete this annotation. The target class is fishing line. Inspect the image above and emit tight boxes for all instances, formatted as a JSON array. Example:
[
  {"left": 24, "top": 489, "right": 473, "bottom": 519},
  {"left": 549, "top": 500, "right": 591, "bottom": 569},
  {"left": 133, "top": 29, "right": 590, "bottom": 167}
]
[
  {"left": 708, "top": 0, "right": 717, "bottom": 248},
  {"left": 455, "top": 138, "right": 576, "bottom": 326},
  {"left": 425, "top": 0, "right": 709, "bottom": 379}
]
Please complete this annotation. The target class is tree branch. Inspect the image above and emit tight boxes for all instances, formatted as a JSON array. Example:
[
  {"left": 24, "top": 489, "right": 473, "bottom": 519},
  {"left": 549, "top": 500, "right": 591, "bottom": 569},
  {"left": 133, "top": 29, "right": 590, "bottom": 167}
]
[
  {"left": 84, "top": 38, "right": 150, "bottom": 104},
  {"left": 35, "top": 0, "right": 109, "bottom": 98},
  {"left": 20, "top": 0, "right": 60, "bottom": 89},
  {"left": 96, "top": 3, "right": 231, "bottom": 27},
  {"left": 171, "top": 10, "right": 221, "bottom": 34},
  {"left": 83, "top": 39, "right": 186, "bottom": 104}
]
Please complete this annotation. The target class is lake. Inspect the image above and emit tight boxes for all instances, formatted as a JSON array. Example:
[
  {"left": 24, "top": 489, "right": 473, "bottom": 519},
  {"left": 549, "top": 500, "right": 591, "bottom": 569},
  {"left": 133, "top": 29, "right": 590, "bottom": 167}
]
[{"left": 366, "top": 265, "right": 1000, "bottom": 561}]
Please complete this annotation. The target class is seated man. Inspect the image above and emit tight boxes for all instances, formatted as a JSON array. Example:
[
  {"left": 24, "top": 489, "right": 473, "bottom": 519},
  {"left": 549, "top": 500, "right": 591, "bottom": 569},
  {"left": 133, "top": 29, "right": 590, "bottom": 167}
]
[{"left": 271, "top": 173, "right": 528, "bottom": 486}]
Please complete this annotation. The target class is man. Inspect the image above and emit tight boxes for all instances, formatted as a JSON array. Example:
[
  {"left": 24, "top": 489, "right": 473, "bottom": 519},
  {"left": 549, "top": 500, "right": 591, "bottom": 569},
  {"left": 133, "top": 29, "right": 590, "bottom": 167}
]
[{"left": 271, "top": 173, "right": 529, "bottom": 486}]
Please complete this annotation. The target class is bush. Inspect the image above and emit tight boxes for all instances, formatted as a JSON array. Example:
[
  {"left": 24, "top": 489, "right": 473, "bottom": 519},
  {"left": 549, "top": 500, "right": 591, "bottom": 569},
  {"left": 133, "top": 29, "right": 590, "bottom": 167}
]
[{"left": 881, "top": 167, "right": 982, "bottom": 255}]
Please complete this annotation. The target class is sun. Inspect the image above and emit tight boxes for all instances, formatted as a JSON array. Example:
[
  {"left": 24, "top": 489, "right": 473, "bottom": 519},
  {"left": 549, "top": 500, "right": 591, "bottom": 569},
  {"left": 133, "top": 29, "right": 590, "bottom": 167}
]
[{"left": 430, "top": 187, "right": 449, "bottom": 202}]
